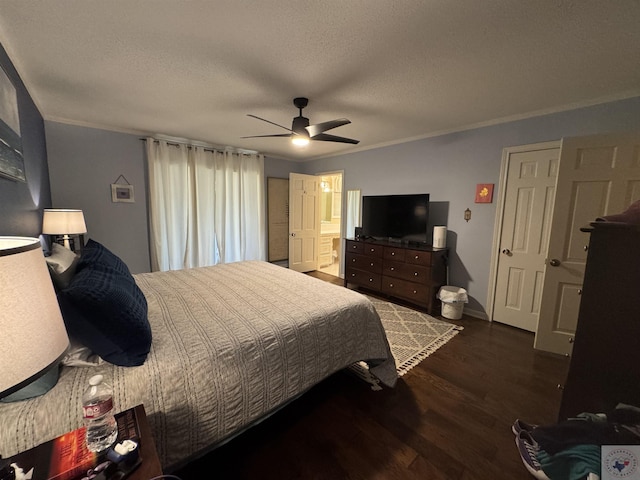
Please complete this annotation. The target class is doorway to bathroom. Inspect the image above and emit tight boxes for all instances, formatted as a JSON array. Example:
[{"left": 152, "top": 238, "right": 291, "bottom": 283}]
[{"left": 318, "top": 172, "right": 342, "bottom": 277}]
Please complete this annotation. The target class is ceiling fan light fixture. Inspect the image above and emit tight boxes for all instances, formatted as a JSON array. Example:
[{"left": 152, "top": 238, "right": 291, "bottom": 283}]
[
  {"left": 291, "top": 135, "right": 309, "bottom": 146},
  {"left": 244, "top": 98, "right": 359, "bottom": 146}
]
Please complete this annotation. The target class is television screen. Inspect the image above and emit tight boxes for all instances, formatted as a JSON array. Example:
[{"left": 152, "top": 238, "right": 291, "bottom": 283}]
[{"left": 361, "top": 194, "right": 430, "bottom": 243}]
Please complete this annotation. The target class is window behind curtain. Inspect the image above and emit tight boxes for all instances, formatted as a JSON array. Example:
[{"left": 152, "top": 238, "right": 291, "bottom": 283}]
[{"left": 146, "top": 139, "right": 265, "bottom": 271}]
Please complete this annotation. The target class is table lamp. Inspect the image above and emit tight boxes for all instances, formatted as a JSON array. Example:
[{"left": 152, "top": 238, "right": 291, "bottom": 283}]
[
  {"left": 0, "top": 237, "right": 70, "bottom": 402},
  {"left": 42, "top": 208, "right": 87, "bottom": 251}
]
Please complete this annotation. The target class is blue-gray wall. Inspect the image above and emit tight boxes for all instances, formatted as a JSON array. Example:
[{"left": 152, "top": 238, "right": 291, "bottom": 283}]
[
  {"left": 41, "top": 97, "right": 640, "bottom": 312},
  {"left": 302, "top": 97, "right": 640, "bottom": 316},
  {"left": 44, "top": 121, "right": 303, "bottom": 273},
  {"left": 45, "top": 123, "right": 151, "bottom": 273},
  {"left": 0, "top": 43, "right": 51, "bottom": 238}
]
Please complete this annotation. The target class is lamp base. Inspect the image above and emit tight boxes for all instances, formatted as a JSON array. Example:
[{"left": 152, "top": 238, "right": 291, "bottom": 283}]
[{"left": 0, "top": 365, "right": 60, "bottom": 403}]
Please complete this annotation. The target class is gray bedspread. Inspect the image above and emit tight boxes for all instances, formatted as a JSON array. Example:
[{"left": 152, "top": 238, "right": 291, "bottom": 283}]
[{"left": 0, "top": 261, "right": 396, "bottom": 470}]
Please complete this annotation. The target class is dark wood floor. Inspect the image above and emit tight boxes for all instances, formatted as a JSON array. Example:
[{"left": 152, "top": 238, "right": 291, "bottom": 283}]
[{"left": 172, "top": 271, "right": 570, "bottom": 480}]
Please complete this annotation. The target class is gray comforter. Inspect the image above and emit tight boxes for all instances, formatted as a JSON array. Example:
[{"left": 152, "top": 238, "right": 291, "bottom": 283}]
[{"left": 0, "top": 261, "right": 396, "bottom": 470}]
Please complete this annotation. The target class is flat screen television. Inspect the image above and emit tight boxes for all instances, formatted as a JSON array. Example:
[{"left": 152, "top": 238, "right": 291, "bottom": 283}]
[{"left": 361, "top": 193, "right": 430, "bottom": 243}]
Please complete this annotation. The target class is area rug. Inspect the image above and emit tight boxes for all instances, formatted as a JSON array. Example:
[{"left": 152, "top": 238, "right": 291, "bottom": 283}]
[{"left": 350, "top": 295, "right": 464, "bottom": 389}]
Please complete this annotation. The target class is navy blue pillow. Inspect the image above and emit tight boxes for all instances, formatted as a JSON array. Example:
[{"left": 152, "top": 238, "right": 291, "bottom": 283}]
[
  {"left": 78, "top": 239, "right": 132, "bottom": 277},
  {"left": 58, "top": 241, "right": 151, "bottom": 366}
]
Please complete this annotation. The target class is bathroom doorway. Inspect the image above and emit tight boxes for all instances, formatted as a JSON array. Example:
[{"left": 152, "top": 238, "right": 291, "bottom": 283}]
[{"left": 318, "top": 172, "right": 342, "bottom": 277}]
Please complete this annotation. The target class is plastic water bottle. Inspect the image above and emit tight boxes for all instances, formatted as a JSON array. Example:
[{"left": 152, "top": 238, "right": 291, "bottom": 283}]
[{"left": 82, "top": 374, "right": 118, "bottom": 452}]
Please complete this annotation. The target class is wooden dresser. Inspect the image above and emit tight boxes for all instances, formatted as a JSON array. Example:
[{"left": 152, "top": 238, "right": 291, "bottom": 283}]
[
  {"left": 344, "top": 238, "right": 448, "bottom": 314},
  {"left": 558, "top": 222, "right": 640, "bottom": 421}
]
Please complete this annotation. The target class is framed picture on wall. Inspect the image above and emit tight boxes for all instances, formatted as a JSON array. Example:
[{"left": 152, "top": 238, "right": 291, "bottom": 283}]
[
  {"left": 111, "top": 184, "right": 135, "bottom": 203},
  {"left": 0, "top": 65, "right": 25, "bottom": 182},
  {"left": 475, "top": 183, "right": 494, "bottom": 203}
]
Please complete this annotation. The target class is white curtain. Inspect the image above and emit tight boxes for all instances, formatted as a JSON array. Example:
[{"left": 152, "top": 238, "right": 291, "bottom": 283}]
[
  {"left": 146, "top": 138, "right": 265, "bottom": 271},
  {"left": 346, "top": 189, "right": 361, "bottom": 239}
]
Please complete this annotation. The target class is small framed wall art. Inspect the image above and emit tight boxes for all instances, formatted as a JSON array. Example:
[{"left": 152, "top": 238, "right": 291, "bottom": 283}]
[
  {"left": 111, "top": 174, "right": 135, "bottom": 203},
  {"left": 475, "top": 183, "right": 494, "bottom": 203},
  {"left": 111, "top": 183, "right": 134, "bottom": 203}
]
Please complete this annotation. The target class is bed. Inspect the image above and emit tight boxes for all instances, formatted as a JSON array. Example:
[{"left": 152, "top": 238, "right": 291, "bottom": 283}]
[{"left": 0, "top": 244, "right": 397, "bottom": 472}]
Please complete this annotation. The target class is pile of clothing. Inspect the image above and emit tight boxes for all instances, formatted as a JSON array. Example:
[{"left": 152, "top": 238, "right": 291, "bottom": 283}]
[{"left": 514, "top": 404, "right": 640, "bottom": 480}]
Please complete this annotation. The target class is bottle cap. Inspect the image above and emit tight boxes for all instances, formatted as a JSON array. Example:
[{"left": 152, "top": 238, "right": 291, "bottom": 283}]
[{"left": 89, "top": 374, "right": 104, "bottom": 386}]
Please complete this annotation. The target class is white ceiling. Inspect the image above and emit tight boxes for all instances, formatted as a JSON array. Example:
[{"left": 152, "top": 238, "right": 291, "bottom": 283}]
[{"left": 0, "top": 1, "right": 639, "bottom": 161}]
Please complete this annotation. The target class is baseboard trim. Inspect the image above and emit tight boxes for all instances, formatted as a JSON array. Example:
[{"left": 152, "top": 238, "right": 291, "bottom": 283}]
[{"left": 462, "top": 307, "right": 489, "bottom": 321}]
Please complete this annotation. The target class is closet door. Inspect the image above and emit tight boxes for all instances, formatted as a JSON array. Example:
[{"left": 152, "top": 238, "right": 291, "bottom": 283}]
[
  {"left": 535, "top": 131, "right": 640, "bottom": 355},
  {"left": 267, "top": 177, "right": 289, "bottom": 262}
]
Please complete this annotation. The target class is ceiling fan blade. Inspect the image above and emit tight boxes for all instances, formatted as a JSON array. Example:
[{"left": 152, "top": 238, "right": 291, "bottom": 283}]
[
  {"left": 311, "top": 133, "right": 359, "bottom": 144},
  {"left": 247, "top": 114, "right": 293, "bottom": 133},
  {"left": 241, "top": 133, "right": 292, "bottom": 139},
  {"left": 306, "top": 118, "right": 351, "bottom": 137}
]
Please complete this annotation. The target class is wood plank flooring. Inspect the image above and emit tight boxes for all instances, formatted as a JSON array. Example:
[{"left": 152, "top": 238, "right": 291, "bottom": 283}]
[{"left": 172, "top": 271, "right": 570, "bottom": 479}]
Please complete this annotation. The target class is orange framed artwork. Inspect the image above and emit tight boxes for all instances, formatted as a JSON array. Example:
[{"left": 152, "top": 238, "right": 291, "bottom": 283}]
[{"left": 475, "top": 184, "right": 494, "bottom": 203}]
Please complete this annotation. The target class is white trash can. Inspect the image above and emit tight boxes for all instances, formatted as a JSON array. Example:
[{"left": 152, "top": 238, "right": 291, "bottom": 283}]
[{"left": 437, "top": 286, "right": 468, "bottom": 320}]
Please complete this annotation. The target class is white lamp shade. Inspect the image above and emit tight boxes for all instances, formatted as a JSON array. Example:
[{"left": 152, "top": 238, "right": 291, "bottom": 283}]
[
  {"left": 0, "top": 237, "right": 70, "bottom": 398},
  {"left": 42, "top": 209, "right": 87, "bottom": 235}
]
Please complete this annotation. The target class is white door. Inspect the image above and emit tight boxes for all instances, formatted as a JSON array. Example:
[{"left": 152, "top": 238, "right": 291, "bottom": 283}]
[
  {"left": 535, "top": 132, "right": 640, "bottom": 354},
  {"left": 492, "top": 144, "right": 560, "bottom": 331},
  {"left": 288, "top": 173, "right": 320, "bottom": 272}
]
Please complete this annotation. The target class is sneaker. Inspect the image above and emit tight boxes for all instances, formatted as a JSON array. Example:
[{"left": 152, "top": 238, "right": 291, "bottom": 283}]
[
  {"left": 511, "top": 418, "right": 538, "bottom": 435},
  {"left": 515, "top": 431, "right": 550, "bottom": 480}
]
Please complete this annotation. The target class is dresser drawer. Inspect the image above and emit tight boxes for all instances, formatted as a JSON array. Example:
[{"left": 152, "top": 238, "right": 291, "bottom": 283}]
[
  {"left": 382, "top": 276, "right": 429, "bottom": 306},
  {"left": 405, "top": 249, "right": 432, "bottom": 266},
  {"left": 362, "top": 243, "right": 383, "bottom": 257},
  {"left": 346, "top": 253, "right": 383, "bottom": 274},
  {"left": 345, "top": 269, "right": 382, "bottom": 290},
  {"left": 384, "top": 260, "right": 430, "bottom": 283},
  {"left": 346, "top": 240, "right": 364, "bottom": 254},
  {"left": 384, "top": 246, "right": 406, "bottom": 262}
]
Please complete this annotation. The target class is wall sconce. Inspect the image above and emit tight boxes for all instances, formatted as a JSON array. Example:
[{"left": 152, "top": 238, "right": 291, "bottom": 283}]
[{"left": 464, "top": 208, "right": 471, "bottom": 222}]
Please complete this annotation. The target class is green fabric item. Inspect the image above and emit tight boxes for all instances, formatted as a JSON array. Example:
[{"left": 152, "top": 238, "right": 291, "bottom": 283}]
[{"left": 537, "top": 445, "right": 601, "bottom": 480}]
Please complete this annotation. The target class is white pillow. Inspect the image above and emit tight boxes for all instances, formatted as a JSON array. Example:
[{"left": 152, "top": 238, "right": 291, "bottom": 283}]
[
  {"left": 46, "top": 243, "right": 79, "bottom": 290},
  {"left": 62, "top": 338, "right": 104, "bottom": 367}
]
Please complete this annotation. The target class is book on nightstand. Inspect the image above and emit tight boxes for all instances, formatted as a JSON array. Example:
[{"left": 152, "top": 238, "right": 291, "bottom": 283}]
[{"left": 6, "top": 407, "right": 141, "bottom": 480}]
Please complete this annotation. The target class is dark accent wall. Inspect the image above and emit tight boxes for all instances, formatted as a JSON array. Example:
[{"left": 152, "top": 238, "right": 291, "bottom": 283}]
[{"left": 0, "top": 43, "right": 51, "bottom": 237}]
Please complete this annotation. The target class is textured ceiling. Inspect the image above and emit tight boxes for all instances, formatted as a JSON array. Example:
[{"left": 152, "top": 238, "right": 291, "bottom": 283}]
[{"left": 0, "top": 0, "right": 639, "bottom": 161}]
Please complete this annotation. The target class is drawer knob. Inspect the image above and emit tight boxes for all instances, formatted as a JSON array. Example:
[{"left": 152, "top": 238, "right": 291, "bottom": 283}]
[
  {"left": 390, "top": 267, "right": 394, "bottom": 271},
  {"left": 391, "top": 252, "right": 395, "bottom": 256},
  {"left": 389, "top": 283, "right": 393, "bottom": 287},
  {"left": 352, "top": 258, "right": 356, "bottom": 262},
  {"left": 351, "top": 273, "right": 355, "bottom": 277},
  {"left": 353, "top": 245, "right": 357, "bottom": 249},
  {"left": 369, "top": 278, "right": 373, "bottom": 282},
  {"left": 370, "top": 248, "right": 375, "bottom": 252},
  {"left": 414, "top": 255, "right": 419, "bottom": 259},
  {"left": 414, "top": 272, "right": 418, "bottom": 276},
  {"left": 370, "top": 262, "right": 374, "bottom": 266},
  {"left": 413, "top": 290, "right": 417, "bottom": 294}
]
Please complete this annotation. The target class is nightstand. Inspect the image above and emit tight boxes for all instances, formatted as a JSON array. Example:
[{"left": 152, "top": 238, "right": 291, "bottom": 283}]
[
  {"left": 5, "top": 404, "right": 162, "bottom": 480},
  {"left": 124, "top": 404, "right": 163, "bottom": 480}
]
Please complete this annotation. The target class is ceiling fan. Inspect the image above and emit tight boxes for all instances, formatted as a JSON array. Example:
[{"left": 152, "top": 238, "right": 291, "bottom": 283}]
[{"left": 242, "top": 97, "right": 359, "bottom": 145}]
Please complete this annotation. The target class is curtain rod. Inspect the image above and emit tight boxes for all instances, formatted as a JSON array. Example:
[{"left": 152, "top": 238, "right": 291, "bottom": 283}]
[{"left": 140, "top": 137, "right": 258, "bottom": 155}]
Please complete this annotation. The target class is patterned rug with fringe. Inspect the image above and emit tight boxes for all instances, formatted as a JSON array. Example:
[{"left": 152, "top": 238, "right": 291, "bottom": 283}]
[{"left": 350, "top": 295, "right": 464, "bottom": 389}]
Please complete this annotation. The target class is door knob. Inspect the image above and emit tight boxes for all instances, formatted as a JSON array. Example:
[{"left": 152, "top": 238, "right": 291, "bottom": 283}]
[
  {"left": 549, "top": 258, "right": 561, "bottom": 267},
  {"left": 290, "top": 232, "right": 296, "bottom": 237},
  {"left": 502, "top": 248, "right": 512, "bottom": 255}
]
